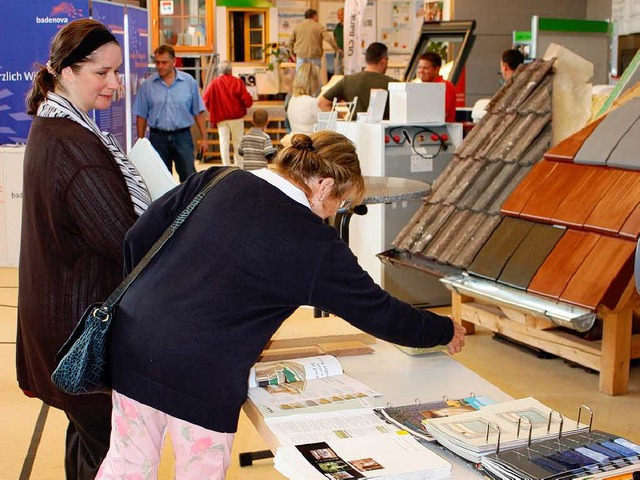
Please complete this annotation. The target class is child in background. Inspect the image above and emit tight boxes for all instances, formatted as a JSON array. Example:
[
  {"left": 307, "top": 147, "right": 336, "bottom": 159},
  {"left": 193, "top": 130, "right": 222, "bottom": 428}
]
[{"left": 238, "top": 109, "right": 276, "bottom": 170}]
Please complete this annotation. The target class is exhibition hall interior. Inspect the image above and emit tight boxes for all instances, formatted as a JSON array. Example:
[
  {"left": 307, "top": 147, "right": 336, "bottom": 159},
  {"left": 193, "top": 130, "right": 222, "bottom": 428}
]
[{"left": 2, "top": 0, "right": 640, "bottom": 479}]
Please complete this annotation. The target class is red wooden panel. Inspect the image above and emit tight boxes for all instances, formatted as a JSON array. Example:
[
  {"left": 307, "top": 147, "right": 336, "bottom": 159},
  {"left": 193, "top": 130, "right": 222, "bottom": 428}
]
[
  {"left": 619, "top": 203, "right": 640, "bottom": 240},
  {"left": 543, "top": 116, "right": 605, "bottom": 162},
  {"left": 584, "top": 170, "right": 640, "bottom": 235},
  {"left": 519, "top": 163, "right": 592, "bottom": 223},
  {"left": 551, "top": 167, "right": 623, "bottom": 229},
  {"left": 527, "top": 230, "right": 600, "bottom": 299},
  {"left": 560, "top": 235, "right": 635, "bottom": 310},
  {"left": 500, "top": 161, "right": 558, "bottom": 216}
]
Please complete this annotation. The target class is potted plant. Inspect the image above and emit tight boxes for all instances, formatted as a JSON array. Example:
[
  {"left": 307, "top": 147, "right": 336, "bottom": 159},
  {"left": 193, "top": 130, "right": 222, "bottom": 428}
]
[
  {"left": 263, "top": 42, "right": 292, "bottom": 71},
  {"left": 260, "top": 42, "right": 295, "bottom": 95}
]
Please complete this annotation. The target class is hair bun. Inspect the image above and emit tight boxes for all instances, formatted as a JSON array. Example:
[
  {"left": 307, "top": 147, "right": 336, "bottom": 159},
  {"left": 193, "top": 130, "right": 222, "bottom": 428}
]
[{"left": 291, "top": 134, "right": 315, "bottom": 152}]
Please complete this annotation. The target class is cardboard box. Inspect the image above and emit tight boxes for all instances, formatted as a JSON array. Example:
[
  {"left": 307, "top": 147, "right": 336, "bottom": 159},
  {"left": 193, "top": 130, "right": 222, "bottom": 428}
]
[{"left": 389, "top": 82, "right": 445, "bottom": 124}]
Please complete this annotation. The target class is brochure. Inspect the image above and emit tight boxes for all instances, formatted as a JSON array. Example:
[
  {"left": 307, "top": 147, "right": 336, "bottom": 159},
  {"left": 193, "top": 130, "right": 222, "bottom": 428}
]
[
  {"left": 248, "top": 355, "right": 382, "bottom": 417},
  {"left": 275, "top": 433, "right": 452, "bottom": 480},
  {"left": 127, "top": 138, "right": 177, "bottom": 200},
  {"left": 265, "top": 408, "right": 402, "bottom": 447},
  {"left": 374, "top": 394, "right": 495, "bottom": 441}
]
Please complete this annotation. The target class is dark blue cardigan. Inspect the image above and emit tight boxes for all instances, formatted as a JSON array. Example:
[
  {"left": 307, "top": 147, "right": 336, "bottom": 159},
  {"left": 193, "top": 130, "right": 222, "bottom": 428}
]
[{"left": 110, "top": 167, "right": 454, "bottom": 432}]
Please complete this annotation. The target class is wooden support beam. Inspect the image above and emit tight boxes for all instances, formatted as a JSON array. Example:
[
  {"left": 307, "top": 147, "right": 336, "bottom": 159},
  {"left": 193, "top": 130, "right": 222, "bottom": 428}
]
[
  {"left": 599, "top": 305, "right": 633, "bottom": 395},
  {"left": 451, "top": 291, "right": 475, "bottom": 334},
  {"left": 461, "top": 302, "right": 602, "bottom": 371}
]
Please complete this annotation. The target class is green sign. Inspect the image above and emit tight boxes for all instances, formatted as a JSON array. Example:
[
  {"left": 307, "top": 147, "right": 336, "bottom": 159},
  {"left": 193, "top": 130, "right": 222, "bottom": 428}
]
[
  {"left": 538, "top": 18, "right": 609, "bottom": 34},
  {"left": 216, "top": 0, "right": 274, "bottom": 7}
]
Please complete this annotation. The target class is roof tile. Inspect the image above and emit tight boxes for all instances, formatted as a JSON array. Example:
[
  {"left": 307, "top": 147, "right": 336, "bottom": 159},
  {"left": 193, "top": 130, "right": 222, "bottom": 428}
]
[
  {"left": 528, "top": 230, "right": 600, "bottom": 299},
  {"left": 543, "top": 116, "right": 604, "bottom": 162},
  {"left": 559, "top": 235, "right": 635, "bottom": 310},
  {"left": 468, "top": 217, "right": 535, "bottom": 281},
  {"left": 500, "top": 161, "right": 558, "bottom": 216},
  {"left": 497, "top": 223, "right": 565, "bottom": 290}
]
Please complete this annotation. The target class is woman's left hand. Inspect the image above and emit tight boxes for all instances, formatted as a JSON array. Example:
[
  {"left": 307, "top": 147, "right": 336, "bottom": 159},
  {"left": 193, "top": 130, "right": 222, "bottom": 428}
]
[{"left": 446, "top": 320, "right": 466, "bottom": 355}]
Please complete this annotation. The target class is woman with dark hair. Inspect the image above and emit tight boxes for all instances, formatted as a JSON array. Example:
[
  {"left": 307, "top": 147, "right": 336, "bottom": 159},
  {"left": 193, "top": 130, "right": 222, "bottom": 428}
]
[
  {"left": 17, "top": 18, "right": 150, "bottom": 479},
  {"left": 96, "top": 131, "right": 465, "bottom": 479}
]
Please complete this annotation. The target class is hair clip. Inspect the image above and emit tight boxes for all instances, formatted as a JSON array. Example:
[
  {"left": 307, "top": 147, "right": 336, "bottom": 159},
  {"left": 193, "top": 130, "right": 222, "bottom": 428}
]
[{"left": 46, "top": 61, "right": 57, "bottom": 78}]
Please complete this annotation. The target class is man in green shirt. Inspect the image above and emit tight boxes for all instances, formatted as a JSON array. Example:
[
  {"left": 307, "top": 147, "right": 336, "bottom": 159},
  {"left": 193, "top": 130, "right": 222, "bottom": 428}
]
[
  {"left": 333, "top": 8, "right": 344, "bottom": 74},
  {"left": 318, "top": 42, "right": 397, "bottom": 119}
]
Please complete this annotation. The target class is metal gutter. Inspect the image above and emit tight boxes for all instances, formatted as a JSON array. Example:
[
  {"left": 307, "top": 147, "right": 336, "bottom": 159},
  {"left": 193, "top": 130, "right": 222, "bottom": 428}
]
[{"left": 440, "top": 274, "right": 597, "bottom": 332}]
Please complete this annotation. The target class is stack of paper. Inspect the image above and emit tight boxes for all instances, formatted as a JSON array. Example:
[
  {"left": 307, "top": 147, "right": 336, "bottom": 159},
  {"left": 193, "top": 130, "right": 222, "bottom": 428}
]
[
  {"left": 424, "top": 398, "right": 590, "bottom": 463},
  {"left": 275, "top": 433, "right": 452, "bottom": 480}
]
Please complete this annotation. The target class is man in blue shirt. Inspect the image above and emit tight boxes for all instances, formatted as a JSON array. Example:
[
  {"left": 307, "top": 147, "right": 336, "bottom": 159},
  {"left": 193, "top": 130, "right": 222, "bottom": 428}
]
[{"left": 133, "top": 45, "right": 208, "bottom": 182}]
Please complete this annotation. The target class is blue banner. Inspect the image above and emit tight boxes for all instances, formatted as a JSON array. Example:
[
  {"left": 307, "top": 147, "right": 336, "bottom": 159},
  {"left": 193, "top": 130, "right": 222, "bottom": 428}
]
[
  {"left": 92, "top": 0, "right": 126, "bottom": 148},
  {"left": 126, "top": 6, "right": 150, "bottom": 152},
  {"left": 0, "top": 0, "right": 89, "bottom": 144}
]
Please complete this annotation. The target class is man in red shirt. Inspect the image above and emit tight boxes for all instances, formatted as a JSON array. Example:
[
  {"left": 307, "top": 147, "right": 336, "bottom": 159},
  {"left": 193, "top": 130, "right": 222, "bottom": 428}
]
[
  {"left": 415, "top": 52, "right": 456, "bottom": 123},
  {"left": 203, "top": 61, "right": 254, "bottom": 166}
]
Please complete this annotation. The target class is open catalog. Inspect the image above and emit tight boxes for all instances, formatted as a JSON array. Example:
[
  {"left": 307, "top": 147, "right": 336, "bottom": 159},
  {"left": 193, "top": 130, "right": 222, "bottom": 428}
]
[
  {"left": 275, "top": 433, "right": 452, "bottom": 480},
  {"left": 247, "top": 355, "right": 381, "bottom": 417},
  {"left": 424, "top": 397, "right": 592, "bottom": 464},
  {"left": 374, "top": 394, "right": 495, "bottom": 442}
]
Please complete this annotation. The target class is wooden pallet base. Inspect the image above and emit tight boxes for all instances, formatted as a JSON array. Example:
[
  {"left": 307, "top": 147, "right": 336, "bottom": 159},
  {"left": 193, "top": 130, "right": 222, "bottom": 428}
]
[{"left": 451, "top": 287, "right": 640, "bottom": 396}]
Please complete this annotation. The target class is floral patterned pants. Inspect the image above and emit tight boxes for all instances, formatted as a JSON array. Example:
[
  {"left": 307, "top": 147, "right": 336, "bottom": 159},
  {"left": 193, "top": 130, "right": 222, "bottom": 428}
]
[{"left": 96, "top": 390, "right": 235, "bottom": 479}]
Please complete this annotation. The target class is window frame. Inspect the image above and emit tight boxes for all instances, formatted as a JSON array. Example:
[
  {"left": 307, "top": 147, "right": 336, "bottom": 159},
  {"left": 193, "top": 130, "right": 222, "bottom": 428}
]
[{"left": 227, "top": 7, "right": 270, "bottom": 64}]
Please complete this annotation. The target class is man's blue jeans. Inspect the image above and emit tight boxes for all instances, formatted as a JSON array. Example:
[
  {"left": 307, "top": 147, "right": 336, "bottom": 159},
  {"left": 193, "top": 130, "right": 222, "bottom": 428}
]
[{"left": 149, "top": 129, "right": 196, "bottom": 182}]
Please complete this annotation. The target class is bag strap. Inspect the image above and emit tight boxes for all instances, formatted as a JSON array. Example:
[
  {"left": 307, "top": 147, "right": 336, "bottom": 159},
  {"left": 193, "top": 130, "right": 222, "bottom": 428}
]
[{"left": 94, "top": 167, "right": 240, "bottom": 319}]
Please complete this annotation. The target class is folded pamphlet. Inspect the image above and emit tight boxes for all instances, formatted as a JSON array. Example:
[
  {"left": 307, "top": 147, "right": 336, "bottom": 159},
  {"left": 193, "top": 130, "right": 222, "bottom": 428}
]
[{"left": 128, "top": 138, "right": 178, "bottom": 200}]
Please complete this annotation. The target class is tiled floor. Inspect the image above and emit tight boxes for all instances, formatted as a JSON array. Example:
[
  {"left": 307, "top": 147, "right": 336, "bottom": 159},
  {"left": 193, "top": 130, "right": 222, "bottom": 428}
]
[{"left": 2, "top": 266, "right": 639, "bottom": 479}]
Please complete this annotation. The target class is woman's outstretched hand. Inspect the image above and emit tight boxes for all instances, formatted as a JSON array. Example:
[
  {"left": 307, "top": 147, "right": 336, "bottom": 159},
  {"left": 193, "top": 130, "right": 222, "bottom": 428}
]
[{"left": 446, "top": 320, "right": 466, "bottom": 355}]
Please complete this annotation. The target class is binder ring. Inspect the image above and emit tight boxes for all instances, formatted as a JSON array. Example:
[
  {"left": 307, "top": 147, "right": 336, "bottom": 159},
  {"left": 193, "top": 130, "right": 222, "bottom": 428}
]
[
  {"left": 576, "top": 404, "right": 593, "bottom": 432},
  {"left": 547, "top": 410, "right": 564, "bottom": 440},
  {"left": 485, "top": 421, "right": 502, "bottom": 454},
  {"left": 517, "top": 416, "right": 533, "bottom": 447}
]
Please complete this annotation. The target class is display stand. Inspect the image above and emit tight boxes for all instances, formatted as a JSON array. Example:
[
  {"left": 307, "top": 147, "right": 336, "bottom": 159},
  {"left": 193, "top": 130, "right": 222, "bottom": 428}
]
[{"left": 450, "top": 279, "right": 640, "bottom": 396}]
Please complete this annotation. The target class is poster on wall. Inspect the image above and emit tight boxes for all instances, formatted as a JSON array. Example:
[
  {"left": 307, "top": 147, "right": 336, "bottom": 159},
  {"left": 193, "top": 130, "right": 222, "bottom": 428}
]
[
  {"left": 277, "top": 0, "right": 309, "bottom": 46},
  {"left": 125, "top": 6, "right": 149, "bottom": 152},
  {"left": 92, "top": 1, "right": 127, "bottom": 149},
  {"left": 0, "top": 0, "right": 90, "bottom": 145},
  {"left": 378, "top": 0, "right": 413, "bottom": 54},
  {"left": 361, "top": 1, "right": 377, "bottom": 54},
  {"left": 612, "top": 0, "right": 640, "bottom": 36},
  {"left": 424, "top": 1, "right": 443, "bottom": 21}
]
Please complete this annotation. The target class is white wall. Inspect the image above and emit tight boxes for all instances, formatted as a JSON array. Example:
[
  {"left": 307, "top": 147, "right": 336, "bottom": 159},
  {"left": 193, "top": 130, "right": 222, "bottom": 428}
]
[{"left": 455, "top": 0, "right": 590, "bottom": 104}]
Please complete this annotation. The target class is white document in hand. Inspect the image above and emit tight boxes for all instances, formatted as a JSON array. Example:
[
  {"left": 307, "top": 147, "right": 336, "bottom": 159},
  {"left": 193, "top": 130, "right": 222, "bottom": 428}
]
[{"left": 128, "top": 138, "right": 178, "bottom": 200}]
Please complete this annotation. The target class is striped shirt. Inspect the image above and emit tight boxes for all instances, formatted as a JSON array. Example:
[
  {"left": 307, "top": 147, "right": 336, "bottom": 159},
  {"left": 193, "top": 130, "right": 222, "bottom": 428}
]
[{"left": 239, "top": 127, "right": 276, "bottom": 171}]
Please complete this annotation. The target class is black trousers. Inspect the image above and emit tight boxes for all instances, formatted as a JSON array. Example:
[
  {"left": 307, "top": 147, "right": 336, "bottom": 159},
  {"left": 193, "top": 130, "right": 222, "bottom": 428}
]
[{"left": 64, "top": 403, "right": 112, "bottom": 480}]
